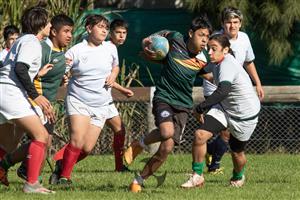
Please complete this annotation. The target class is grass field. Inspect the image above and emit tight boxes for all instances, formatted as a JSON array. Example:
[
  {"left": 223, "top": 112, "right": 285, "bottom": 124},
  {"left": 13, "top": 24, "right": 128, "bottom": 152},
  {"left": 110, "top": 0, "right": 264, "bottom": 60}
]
[{"left": 0, "top": 153, "right": 299, "bottom": 200}]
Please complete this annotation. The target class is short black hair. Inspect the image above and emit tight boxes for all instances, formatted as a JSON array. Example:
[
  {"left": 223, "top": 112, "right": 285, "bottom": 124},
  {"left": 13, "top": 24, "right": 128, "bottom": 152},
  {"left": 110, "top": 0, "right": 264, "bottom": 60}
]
[
  {"left": 110, "top": 19, "right": 128, "bottom": 31},
  {"left": 21, "top": 6, "right": 49, "bottom": 35},
  {"left": 51, "top": 14, "right": 74, "bottom": 32},
  {"left": 85, "top": 14, "right": 109, "bottom": 29},
  {"left": 3, "top": 25, "right": 20, "bottom": 40},
  {"left": 190, "top": 15, "right": 213, "bottom": 34}
]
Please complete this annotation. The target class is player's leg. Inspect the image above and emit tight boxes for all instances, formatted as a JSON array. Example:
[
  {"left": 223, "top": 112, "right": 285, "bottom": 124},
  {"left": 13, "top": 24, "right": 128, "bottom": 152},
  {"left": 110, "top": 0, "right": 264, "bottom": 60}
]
[
  {"left": 58, "top": 114, "right": 90, "bottom": 182},
  {"left": 106, "top": 115, "right": 127, "bottom": 171},
  {"left": 129, "top": 121, "right": 175, "bottom": 192},
  {"left": 181, "top": 115, "right": 225, "bottom": 188},
  {"left": 228, "top": 117, "right": 258, "bottom": 187},
  {"left": 18, "top": 122, "right": 54, "bottom": 182},
  {"left": 229, "top": 136, "right": 247, "bottom": 187},
  {"left": 207, "top": 130, "right": 229, "bottom": 174},
  {"left": 124, "top": 100, "right": 174, "bottom": 165}
]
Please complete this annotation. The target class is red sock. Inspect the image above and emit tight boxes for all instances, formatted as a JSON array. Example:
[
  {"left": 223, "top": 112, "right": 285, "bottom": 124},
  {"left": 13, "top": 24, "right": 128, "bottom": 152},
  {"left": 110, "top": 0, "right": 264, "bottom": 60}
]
[
  {"left": 0, "top": 147, "right": 6, "bottom": 160},
  {"left": 26, "top": 140, "right": 46, "bottom": 184},
  {"left": 113, "top": 131, "right": 125, "bottom": 171},
  {"left": 60, "top": 144, "right": 81, "bottom": 179},
  {"left": 77, "top": 150, "right": 88, "bottom": 163},
  {"left": 53, "top": 144, "right": 68, "bottom": 161}
]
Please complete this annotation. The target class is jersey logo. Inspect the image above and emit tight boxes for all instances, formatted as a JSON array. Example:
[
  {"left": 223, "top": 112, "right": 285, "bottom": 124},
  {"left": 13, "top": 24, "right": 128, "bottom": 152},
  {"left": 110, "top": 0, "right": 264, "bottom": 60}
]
[
  {"left": 80, "top": 56, "right": 88, "bottom": 64},
  {"left": 160, "top": 110, "right": 170, "bottom": 118}
]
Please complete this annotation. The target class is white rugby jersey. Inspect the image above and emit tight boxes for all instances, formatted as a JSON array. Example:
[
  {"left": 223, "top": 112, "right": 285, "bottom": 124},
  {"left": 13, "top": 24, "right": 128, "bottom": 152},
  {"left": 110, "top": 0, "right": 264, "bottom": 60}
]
[
  {"left": 0, "top": 34, "right": 42, "bottom": 86},
  {"left": 203, "top": 30, "right": 255, "bottom": 96},
  {"left": 213, "top": 54, "right": 260, "bottom": 119},
  {"left": 65, "top": 40, "right": 119, "bottom": 107},
  {"left": 0, "top": 48, "right": 9, "bottom": 62}
]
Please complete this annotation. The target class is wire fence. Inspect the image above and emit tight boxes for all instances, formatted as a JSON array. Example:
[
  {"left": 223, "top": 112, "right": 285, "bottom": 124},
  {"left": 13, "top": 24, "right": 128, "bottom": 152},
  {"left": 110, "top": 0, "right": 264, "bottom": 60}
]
[{"left": 50, "top": 100, "right": 300, "bottom": 155}]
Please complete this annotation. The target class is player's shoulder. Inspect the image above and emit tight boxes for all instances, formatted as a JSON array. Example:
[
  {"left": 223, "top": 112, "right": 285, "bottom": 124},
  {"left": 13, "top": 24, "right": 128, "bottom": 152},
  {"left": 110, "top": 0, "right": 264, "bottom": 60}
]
[{"left": 237, "top": 31, "right": 250, "bottom": 41}]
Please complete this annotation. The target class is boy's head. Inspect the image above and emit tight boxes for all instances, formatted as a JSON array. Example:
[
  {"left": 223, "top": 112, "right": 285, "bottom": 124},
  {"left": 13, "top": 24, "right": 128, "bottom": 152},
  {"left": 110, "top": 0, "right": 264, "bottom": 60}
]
[
  {"left": 110, "top": 19, "right": 128, "bottom": 46},
  {"left": 221, "top": 7, "right": 243, "bottom": 38},
  {"left": 3, "top": 25, "right": 20, "bottom": 49},
  {"left": 50, "top": 14, "right": 74, "bottom": 48},
  {"left": 21, "top": 6, "right": 49, "bottom": 35},
  {"left": 188, "top": 15, "right": 212, "bottom": 54},
  {"left": 85, "top": 14, "right": 110, "bottom": 43}
]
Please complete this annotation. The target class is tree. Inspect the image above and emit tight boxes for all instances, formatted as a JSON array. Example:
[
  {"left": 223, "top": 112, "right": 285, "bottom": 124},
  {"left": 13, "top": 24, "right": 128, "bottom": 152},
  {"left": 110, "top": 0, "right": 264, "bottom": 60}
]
[{"left": 185, "top": 0, "right": 300, "bottom": 65}]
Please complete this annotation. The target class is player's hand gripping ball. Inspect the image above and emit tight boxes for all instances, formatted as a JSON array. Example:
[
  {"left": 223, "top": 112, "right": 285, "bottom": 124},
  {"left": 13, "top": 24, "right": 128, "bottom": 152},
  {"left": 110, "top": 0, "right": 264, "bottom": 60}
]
[{"left": 143, "top": 35, "right": 169, "bottom": 60}]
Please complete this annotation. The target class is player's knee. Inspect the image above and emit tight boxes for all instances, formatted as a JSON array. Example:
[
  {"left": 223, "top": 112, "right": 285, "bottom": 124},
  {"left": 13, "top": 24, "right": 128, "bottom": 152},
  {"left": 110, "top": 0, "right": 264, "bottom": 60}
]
[
  {"left": 194, "top": 129, "right": 210, "bottom": 145},
  {"left": 160, "top": 130, "right": 174, "bottom": 140},
  {"left": 220, "top": 130, "right": 230, "bottom": 142}
]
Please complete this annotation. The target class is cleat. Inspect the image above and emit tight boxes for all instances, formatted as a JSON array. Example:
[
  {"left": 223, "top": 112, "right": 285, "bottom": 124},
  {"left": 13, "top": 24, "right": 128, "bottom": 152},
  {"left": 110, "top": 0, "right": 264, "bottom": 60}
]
[
  {"left": 57, "top": 177, "right": 72, "bottom": 185},
  {"left": 208, "top": 167, "right": 224, "bottom": 175},
  {"left": 49, "top": 160, "right": 62, "bottom": 185},
  {"left": 129, "top": 182, "right": 142, "bottom": 193},
  {"left": 23, "top": 181, "right": 55, "bottom": 194},
  {"left": 230, "top": 175, "right": 245, "bottom": 187},
  {"left": 123, "top": 140, "right": 143, "bottom": 165},
  {"left": 205, "top": 153, "right": 212, "bottom": 167},
  {"left": 0, "top": 166, "right": 9, "bottom": 186},
  {"left": 181, "top": 173, "right": 205, "bottom": 188}
]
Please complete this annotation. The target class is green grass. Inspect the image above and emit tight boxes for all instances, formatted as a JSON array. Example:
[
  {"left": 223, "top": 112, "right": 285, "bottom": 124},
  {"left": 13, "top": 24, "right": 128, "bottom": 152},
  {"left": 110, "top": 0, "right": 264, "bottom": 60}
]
[{"left": 1, "top": 153, "right": 300, "bottom": 199}]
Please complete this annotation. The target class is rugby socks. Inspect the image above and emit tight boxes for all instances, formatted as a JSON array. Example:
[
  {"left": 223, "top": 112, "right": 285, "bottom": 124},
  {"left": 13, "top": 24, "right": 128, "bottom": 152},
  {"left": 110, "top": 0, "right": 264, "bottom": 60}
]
[
  {"left": 192, "top": 162, "right": 204, "bottom": 175},
  {"left": 113, "top": 131, "right": 125, "bottom": 171},
  {"left": 209, "top": 136, "right": 228, "bottom": 170},
  {"left": 27, "top": 140, "right": 46, "bottom": 184},
  {"left": 232, "top": 166, "right": 245, "bottom": 180},
  {"left": 60, "top": 143, "right": 81, "bottom": 179},
  {"left": 0, "top": 147, "right": 6, "bottom": 160}
]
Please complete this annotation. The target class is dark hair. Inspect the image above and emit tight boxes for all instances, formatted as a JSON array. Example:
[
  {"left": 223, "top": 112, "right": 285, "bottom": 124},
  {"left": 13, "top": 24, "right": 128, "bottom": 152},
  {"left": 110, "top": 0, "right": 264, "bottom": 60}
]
[
  {"left": 110, "top": 19, "right": 128, "bottom": 31},
  {"left": 209, "top": 33, "right": 234, "bottom": 56},
  {"left": 221, "top": 7, "right": 243, "bottom": 23},
  {"left": 85, "top": 14, "right": 109, "bottom": 29},
  {"left": 3, "top": 25, "right": 20, "bottom": 40},
  {"left": 51, "top": 14, "right": 74, "bottom": 32},
  {"left": 190, "top": 15, "right": 213, "bottom": 34},
  {"left": 21, "top": 6, "right": 48, "bottom": 34}
]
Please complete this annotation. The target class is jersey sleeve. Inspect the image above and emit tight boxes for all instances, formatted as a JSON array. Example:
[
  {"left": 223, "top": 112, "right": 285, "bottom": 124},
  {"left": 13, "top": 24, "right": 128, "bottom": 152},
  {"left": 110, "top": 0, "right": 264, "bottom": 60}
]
[
  {"left": 244, "top": 34, "right": 255, "bottom": 62},
  {"left": 218, "top": 57, "right": 236, "bottom": 84},
  {"left": 16, "top": 40, "right": 41, "bottom": 68},
  {"left": 111, "top": 44, "right": 119, "bottom": 67}
]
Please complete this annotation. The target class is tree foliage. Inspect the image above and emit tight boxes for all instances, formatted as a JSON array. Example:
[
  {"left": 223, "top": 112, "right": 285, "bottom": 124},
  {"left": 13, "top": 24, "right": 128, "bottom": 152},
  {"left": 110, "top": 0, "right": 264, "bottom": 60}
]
[
  {"left": 0, "top": 0, "right": 89, "bottom": 47},
  {"left": 185, "top": 0, "right": 300, "bottom": 65}
]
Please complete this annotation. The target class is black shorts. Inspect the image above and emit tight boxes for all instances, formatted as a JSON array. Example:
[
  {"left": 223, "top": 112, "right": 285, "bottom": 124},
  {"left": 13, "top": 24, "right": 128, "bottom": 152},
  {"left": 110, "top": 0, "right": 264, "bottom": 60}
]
[
  {"left": 152, "top": 99, "right": 189, "bottom": 144},
  {"left": 229, "top": 134, "right": 248, "bottom": 153},
  {"left": 198, "top": 115, "right": 227, "bottom": 135}
]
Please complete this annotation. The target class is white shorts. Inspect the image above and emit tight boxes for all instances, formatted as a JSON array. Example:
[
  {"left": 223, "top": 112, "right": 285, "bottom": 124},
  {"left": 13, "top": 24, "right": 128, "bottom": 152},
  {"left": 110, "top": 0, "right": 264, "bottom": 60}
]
[
  {"left": 0, "top": 84, "right": 41, "bottom": 124},
  {"left": 206, "top": 105, "right": 258, "bottom": 141},
  {"left": 65, "top": 95, "right": 119, "bottom": 128}
]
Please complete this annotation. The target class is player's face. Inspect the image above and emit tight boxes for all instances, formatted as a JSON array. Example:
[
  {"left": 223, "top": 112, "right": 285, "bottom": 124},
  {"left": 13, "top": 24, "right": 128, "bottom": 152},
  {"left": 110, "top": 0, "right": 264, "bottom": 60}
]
[
  {"left": 54, "top": 25, "right": 73, "bottom": 48},
  {"left": 88, "top": 21, "right": 109, "bottom": 45},
  {"left": 208, "top": 39, "right": 229, "bottom": 63},
  {"left": 188, "top": 28, "right": 210, "bottom": 54},
  {"left": 110, "top": 27, "right": 127, "bottom": 46},
  {"left": 222, "top": 17, "right": 241, "bottom": 39},
  {"left": 6, "top": 33, "right": 19, "bottom": 49}
]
